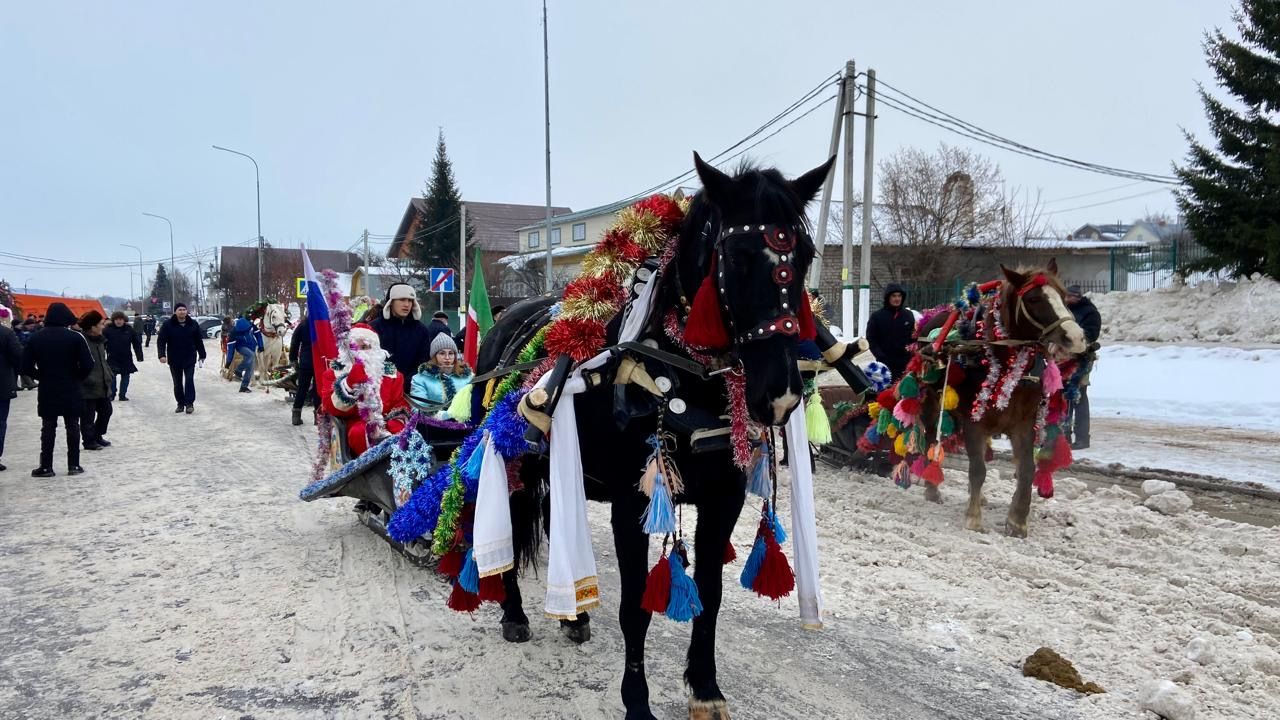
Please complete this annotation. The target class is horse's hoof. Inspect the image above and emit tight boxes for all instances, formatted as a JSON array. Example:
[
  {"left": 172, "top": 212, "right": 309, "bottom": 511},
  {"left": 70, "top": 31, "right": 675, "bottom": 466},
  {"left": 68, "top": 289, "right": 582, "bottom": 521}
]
[
  {"left": 689, "top": 699, "right": 731, "bottom": 720},
  {"left": 501, "top": 621, "right": 531, "bottom": 643},
  {"left": 963, "top": 514, "right": 984, "bottom": 532},
  {"left": 1004, "top": 519, "right": 1029, "bottom": 539},
  {"left": 559, "top": 619, "right": 591, "bottom": 644},
  {"left": 924, "top": 485, "right": 944, "bottom": 504}
]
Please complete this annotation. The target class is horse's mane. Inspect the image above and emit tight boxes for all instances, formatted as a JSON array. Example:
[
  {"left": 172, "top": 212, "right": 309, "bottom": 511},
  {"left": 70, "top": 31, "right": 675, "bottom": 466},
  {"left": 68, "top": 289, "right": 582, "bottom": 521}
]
[{"left": 1003, "top": 264, "right": 1066, "bottom": 296}]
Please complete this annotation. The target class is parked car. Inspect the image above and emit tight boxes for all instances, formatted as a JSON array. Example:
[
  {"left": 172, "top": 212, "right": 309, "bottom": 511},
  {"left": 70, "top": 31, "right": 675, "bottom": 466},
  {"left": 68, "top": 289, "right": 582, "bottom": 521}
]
[{"left": 198, "top": 318, "right": 224, "bottom": 338}]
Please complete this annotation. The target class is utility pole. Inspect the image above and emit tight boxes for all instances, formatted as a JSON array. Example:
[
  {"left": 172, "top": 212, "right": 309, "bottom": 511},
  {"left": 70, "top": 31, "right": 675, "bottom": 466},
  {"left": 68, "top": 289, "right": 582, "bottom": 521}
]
[
  {"left": 459, "top": 203, "right": 467, "bottom": 327},
  {"left": 541, "top": 0, "right": 554, "bottom": 292},
  {"left": 805, "top": 70, "right": 849, "bottom": 291},
  {"left": 858, "top": 69, "right": 877, "bottom": 336},
  {"left": 840, "top": 60, "right": 858, "bottom": 336},
  {"left": 142, "top": 212, "right": 175, "bottom": 312},
  {"left": 362, "top": 228, "right": 370, "bottom": 296}
]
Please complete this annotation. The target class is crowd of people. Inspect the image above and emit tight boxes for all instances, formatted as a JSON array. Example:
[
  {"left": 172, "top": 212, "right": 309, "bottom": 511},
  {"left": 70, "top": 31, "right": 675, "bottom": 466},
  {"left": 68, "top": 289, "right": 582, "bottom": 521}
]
[{"left": 0, "top": 283, "right": 506, "bottom": 475}]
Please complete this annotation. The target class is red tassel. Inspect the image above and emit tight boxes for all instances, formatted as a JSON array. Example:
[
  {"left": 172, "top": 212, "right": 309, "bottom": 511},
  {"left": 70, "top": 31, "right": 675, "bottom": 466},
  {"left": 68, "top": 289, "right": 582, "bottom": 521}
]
[
  {"left": 921, "top": 460, "right": 945, "bottom": 486},
  {"left": 684, "top": 270, "right": 730, "bottom": 349},
  {"left": 905, "top": 355, "right": 924, "bottom": 375},
  {"left": 1051, "top": 433, "right": 1073, "bottom": 469},
  {"left": 946, "top": 363, "right": 966, "bottom": 385},
  {"left": 1033, "top": 464, "right": 1055, "bottom": 499},
  {"left": 876, "top": 388, "right": 898, "bottom": 411},
  {"left": 898, "top": 397, "right": 922, "bottom": 417},
  {"left": 723, "top": 540, "right": 737, "bottom": 564},
  {"left": 478, "top": 573, "right": 507, "bottom": 603},
  {"left": 437, "top": 549, "right": 465, "bottom": 578},
  {"left": 797, "top": 290, "right": 817, "bottom": 341},
  {"left": 447, "top": 582, "right": 482, "bottom": 613},
  {"left": 752, "top": 535, "right": 795, "bottom": 600},
  {"left": 640, "top": 555, "right": 672, "bottom": 614}
]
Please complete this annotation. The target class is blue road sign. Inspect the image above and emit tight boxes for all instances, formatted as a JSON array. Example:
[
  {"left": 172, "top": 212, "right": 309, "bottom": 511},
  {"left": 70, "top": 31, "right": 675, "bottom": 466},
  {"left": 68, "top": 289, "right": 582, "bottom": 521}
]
[{"left": 429, "top": 267, "right": 455, "bottom": 293}]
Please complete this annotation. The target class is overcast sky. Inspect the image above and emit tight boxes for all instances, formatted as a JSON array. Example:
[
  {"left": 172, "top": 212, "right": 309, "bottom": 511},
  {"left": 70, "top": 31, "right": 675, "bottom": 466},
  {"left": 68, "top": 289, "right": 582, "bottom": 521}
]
[{"left": 2, "top": 0, "right": 1232, "bottom": 299}]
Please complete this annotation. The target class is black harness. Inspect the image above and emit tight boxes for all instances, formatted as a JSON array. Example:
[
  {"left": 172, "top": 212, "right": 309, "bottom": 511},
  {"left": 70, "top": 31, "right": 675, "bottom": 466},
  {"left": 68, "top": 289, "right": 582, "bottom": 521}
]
[{"left": 714, "top": 223, "right": 807, "bottom": 347}]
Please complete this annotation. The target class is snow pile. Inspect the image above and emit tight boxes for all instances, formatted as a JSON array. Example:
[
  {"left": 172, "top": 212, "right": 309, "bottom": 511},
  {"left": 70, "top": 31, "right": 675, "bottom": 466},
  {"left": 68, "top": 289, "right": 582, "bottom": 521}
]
[
  {"left": 1091, "top": 275, "right": 1280, "bottom": 345},
  {"left": 811, "top": 466, "right": 1280, "bottom": 720}
]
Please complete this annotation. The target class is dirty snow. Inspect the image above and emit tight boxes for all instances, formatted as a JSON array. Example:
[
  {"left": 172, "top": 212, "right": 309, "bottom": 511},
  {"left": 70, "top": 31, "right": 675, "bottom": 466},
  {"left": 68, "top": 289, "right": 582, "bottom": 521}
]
[
  {"left": 2, "top": 360, "right": 1279, "bottom": 719},
  {"left": 1091, "top": 275, "right": 1280, "bottom": 345}
]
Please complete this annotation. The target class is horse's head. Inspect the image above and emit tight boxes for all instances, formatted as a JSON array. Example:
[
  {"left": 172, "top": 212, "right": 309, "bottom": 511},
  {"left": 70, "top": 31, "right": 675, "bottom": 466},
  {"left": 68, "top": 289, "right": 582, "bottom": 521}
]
[
  {"left": 263, "top": 303, "right": 288, "bottom": 334},
  {"left": 679, "top": 152, "right": 835, "bottom": 425},
  {"left": 999, "top": 260, "right": 1086, "bottom": 356}
]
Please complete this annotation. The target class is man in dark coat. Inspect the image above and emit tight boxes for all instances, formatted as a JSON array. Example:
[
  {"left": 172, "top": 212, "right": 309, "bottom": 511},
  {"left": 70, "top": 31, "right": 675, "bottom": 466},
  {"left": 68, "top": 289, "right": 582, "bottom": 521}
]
[
  {"left": 157, "top": 303, "right": 207, "bottom": 414},
  {"left": 865, "top": 283, "right": 917, "bottom": 380},
  {"left": 1065, "top": 285, "right": 1102, "bottom": 450},
  {"left": 143, "top": 315, "right": 156, "bottom": 347},
  {"left": 77, "top": 311, "right": 115, "bottom": 451},
  {"left": 20, "top": 302, "right": 94, "bottom": 477},
  {"left": 104, "top": 311, "right": 144, "bottom": 401},
  {"left": 288, "top": 312, "right": 317, "bottom": 426},
  {"left": 0, "top": 304, "right": 22, "bottom": 471},
  {"left": 370, "top": 282, "right": 431, "bottom": 378}
]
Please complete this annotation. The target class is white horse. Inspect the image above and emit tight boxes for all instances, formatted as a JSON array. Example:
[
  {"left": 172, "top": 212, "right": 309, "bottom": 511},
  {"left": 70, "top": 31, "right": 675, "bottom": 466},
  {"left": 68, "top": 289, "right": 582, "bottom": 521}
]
[{"left": 255, "top": 303, "right": 290, "bottom": 388}]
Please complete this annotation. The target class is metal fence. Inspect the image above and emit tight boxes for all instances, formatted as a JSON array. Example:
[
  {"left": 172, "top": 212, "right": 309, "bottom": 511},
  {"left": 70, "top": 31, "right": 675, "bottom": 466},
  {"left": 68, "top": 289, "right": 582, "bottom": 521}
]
[{"left": 1107, "top": 240, "right": 1214, "bottom": 292}]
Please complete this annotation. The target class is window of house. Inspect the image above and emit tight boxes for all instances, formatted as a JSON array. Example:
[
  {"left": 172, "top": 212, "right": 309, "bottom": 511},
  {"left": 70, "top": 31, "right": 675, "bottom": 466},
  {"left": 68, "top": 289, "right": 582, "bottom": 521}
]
[
  {"left": 572, "top": 223, "right": 586, "bottom": 242},
  {"left": 550, "top": 227, "right": 562, "bottom": 246},
  {"left": 529, "top": 231, "right": 540, "bottom": 249}
]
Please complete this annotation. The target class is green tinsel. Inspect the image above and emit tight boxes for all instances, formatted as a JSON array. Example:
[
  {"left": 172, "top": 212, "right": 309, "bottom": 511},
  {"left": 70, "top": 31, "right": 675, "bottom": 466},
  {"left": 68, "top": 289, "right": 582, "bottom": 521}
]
[
  {"left": 492, "top": 326, "right": 550, "bottom": 405},
  {"left": 431, "top": 454, "right": 466, "bottom": 555}
]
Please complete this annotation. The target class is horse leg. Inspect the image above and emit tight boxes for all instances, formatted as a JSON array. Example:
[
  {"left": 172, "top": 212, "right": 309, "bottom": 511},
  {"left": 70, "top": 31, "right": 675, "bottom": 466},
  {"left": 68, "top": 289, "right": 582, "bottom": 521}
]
[
  {"left": 1005, "top": 425, "right": 1036, "bottom": 538},
  {"left": 963, "top": 422, "right": 988, "bottom": 531},
  {"left": 612, "top": 497, "right": 656, "bottom": 720},
  {"left": 685, "top": 491, "right": 745, "bottom": 720},
  {"left": 498, "top": 569, "right": 532, "bottom": 643}
]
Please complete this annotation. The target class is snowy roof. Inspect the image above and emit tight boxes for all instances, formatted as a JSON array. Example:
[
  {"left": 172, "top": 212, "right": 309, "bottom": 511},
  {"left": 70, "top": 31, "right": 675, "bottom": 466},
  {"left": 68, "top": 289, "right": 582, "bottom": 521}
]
[{"left": 497, "top": 245, "right": 593, "bottom": 267}]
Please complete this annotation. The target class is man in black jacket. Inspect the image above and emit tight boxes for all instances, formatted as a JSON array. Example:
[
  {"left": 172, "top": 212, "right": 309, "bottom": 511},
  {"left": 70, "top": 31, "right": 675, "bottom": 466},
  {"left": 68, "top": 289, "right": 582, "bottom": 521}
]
[
  {"left": 143, "top": 315, "right": 156, "bottom": 347},
  {"left": 288, "top": 311, "right": 317, "bottom": 426},
  {"left": 1065, "top": 285, "right": 1102, "bottom": 450},
  {"left": 865, "top": 283, "right": 917, "bottom": 380},
  {"left": 21, "top": 302, "right": 94, "bottom": 477},
  {"left": 370, "top": 283, "right": 431, "bottom": 378},
  {"left": 0, "top": 304, "right": 22, "bottom": 471},
  {"left": 157, "top": 303, "right": 207, "bottom": 414},
  {"left": 103, "top": 311, "right": 144, "bottom": 401}
]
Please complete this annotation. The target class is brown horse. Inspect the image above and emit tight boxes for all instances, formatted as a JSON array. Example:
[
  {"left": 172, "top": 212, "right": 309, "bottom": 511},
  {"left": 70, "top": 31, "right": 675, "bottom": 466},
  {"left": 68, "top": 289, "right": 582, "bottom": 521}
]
[{"left": 918, "top": 260, "right": 1085, "bottom": 537}]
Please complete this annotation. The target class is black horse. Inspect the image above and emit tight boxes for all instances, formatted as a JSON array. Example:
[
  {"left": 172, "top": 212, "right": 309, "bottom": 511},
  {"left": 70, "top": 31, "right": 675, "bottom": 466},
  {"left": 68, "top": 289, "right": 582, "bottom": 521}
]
[{"left": 473, "top": 154, "right": 834, "bottom": 720}]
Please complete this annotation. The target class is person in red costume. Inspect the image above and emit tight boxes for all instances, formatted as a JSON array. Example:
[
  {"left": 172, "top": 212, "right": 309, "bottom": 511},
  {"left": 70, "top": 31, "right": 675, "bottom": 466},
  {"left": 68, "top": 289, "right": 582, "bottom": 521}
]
[{"left": 319, "top": 323, "right": 409, "bottom": 456}]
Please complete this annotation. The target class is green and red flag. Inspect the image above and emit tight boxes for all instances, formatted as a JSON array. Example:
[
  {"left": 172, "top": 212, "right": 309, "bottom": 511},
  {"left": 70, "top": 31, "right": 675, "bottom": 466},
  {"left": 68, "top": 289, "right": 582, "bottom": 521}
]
[{"left": 463, "top": 247, "right": 492, "bottom": 368}]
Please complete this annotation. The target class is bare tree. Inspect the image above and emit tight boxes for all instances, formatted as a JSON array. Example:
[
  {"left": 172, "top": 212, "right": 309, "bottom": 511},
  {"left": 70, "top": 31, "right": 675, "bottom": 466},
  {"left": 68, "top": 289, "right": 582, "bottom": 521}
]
[
  {"left": 498, "top": 258, "right": 572, "bottom": 298},
  {"left": 876, "top": 143, "right": 1046, "bottom": 287}
]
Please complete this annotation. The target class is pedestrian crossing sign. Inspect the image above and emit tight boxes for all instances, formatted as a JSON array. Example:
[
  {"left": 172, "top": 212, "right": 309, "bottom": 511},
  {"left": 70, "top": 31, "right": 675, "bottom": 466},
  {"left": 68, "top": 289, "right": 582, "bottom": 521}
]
[{"left": 296, "top": 277, "right": 306, "bottom": 298}]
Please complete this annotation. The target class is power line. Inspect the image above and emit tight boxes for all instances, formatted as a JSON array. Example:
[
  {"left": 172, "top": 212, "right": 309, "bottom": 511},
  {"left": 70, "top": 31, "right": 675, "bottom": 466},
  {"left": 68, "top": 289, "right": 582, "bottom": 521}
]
[
  {"left": 867, "top": 77, "right": 1178, "bottom": 184},
  {"left": 1042, "top": 187, "right": 1173, "bottom": 215},
  {"left": 1043, "top": 180, "right": 1151, "bottom": 204}
]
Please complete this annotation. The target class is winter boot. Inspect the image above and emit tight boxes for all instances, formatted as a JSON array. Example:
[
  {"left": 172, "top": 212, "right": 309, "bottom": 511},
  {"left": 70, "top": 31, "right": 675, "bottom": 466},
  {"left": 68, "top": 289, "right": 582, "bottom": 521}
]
[{"left": 291, "top": 408, "right": 303, "bottom": 426}]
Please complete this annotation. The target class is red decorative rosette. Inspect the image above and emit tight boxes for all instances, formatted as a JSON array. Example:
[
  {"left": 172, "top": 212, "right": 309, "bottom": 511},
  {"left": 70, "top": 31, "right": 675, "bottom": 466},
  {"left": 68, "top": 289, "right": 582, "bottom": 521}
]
[
  {"left": 633, "top": 194, "right": 685, "bottom": 233},
  {"left": 545, "top": 317, "right": 607, "bottom": 362},
  {"left": 562, "top": 275, "right": 626, "bottom": 309}
]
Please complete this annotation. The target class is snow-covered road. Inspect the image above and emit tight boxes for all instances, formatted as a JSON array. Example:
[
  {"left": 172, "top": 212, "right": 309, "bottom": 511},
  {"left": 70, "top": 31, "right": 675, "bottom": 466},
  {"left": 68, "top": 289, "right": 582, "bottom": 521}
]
[{"left": 2, "top": 359, "right": 1278, "bottom": 719}]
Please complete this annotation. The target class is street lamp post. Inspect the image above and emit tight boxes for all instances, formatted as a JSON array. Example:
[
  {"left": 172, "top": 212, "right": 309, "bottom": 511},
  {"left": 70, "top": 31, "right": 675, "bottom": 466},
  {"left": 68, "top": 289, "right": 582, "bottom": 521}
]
[
  {"left": 211, "top": 144, "right": 263, "bottom": 301},
  {"left": 142, "top": 212, "right": 175, "bottom": 312},
  {"left": 24, "top": 278, "right": 32, "bottom": 294},
  {"left": 121, "top": 243, "right": 143, "bottom": 308}
]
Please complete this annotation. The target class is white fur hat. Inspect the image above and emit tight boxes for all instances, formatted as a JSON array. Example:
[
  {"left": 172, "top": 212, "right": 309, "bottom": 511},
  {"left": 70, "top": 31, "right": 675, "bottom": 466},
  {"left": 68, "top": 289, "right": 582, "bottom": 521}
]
[
  {"left": 382, "top": 283, "right": 421, "bottom": 321},
  {"left": 348, "top": 324, "right": 380, "bottom": 351},
  {"left": 430, "top": 331, "right": 457, "bottom": 357}
]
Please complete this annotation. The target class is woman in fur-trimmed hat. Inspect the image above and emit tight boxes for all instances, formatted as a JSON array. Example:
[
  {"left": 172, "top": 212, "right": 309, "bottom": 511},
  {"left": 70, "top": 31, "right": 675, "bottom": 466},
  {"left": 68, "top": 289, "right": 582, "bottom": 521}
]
[
  {"left": 408, "top": 331, "right": 474, "bottom": 419},
  {"left": 370, "top": 282, "right": 432, "bottom": 379},
  {"left": 318, "top": 323, "right": 410, "bottom": 456}
]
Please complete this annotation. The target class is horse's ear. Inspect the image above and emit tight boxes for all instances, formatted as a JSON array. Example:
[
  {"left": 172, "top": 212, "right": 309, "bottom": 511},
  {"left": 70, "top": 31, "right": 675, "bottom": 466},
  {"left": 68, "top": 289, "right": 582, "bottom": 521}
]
[
  {"left": 1046, "top": 257, "right": 1059, "bottom": 276},
  {"left": 790, "top": 156, "right": 837, "bottom": 205},
  {"left": 1000, "top": 264, "right": 1026, "bottom": 286},
  {"left": 693, "top": 151, "right": 734, "bottom": 205}
]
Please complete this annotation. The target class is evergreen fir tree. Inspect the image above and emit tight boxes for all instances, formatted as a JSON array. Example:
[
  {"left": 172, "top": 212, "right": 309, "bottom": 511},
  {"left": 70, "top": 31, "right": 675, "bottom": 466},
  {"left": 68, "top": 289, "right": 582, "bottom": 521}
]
[
  {"left": 147, "top": 263, "right": 172, "bottom": 314},
  {"left": 411, "top": 130, "right": 475, "bottom": 280},
  {"left": 1175, "top": 0, "right": 1280, "bottom": 280},
  {"left": 0, "top": 278, "right": 15, "bottom": 315}
]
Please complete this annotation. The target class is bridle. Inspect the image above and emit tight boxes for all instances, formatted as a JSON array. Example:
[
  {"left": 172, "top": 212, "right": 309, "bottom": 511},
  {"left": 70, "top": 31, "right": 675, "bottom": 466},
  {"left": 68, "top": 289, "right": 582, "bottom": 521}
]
[
  {"left": 1009, "top": 274, "right": 1070, "bottom": 341},
  {"left": 713, "top": 222, "right": 808, "bottom": 347}
]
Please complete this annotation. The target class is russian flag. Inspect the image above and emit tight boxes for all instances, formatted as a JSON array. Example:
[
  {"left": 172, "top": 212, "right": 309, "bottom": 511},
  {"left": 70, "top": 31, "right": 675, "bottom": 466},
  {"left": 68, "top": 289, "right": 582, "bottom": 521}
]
[{"left": 302, "top": 247, "right": 338, "bottom": 372}]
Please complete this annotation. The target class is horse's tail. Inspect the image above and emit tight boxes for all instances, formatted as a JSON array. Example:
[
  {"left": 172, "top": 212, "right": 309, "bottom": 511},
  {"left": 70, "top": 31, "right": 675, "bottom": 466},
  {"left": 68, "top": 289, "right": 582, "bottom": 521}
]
[{"left": 510, "top": 458, "right": 545, "bottom": 576}]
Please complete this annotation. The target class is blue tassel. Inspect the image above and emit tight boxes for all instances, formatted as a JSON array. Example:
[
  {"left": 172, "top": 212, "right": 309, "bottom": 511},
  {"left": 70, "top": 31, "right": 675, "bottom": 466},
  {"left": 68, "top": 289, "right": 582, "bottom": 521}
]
[
  {"left": 866, "top": 425, "right": 881, "bottom": 444},
  {"left": 463, "top": 439, "right": 486, "bottom": 481},
  {"left": 458, "top": 547, "right": 479, "bottom": 594},
  {"left": 642, "top": 477, "right": 677, "bottom": 535},
  {"left": 748, "top": 444, "right": 771, "bottom": 498},
  {"left": 666, "top": 552, "right": 703, "bottom": 622},
  {"left": 739, "top": 535, "right": 766, "bottom": 590},
  {"left": 767, "top": 505, "right": 788, "bottom": 545}
]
